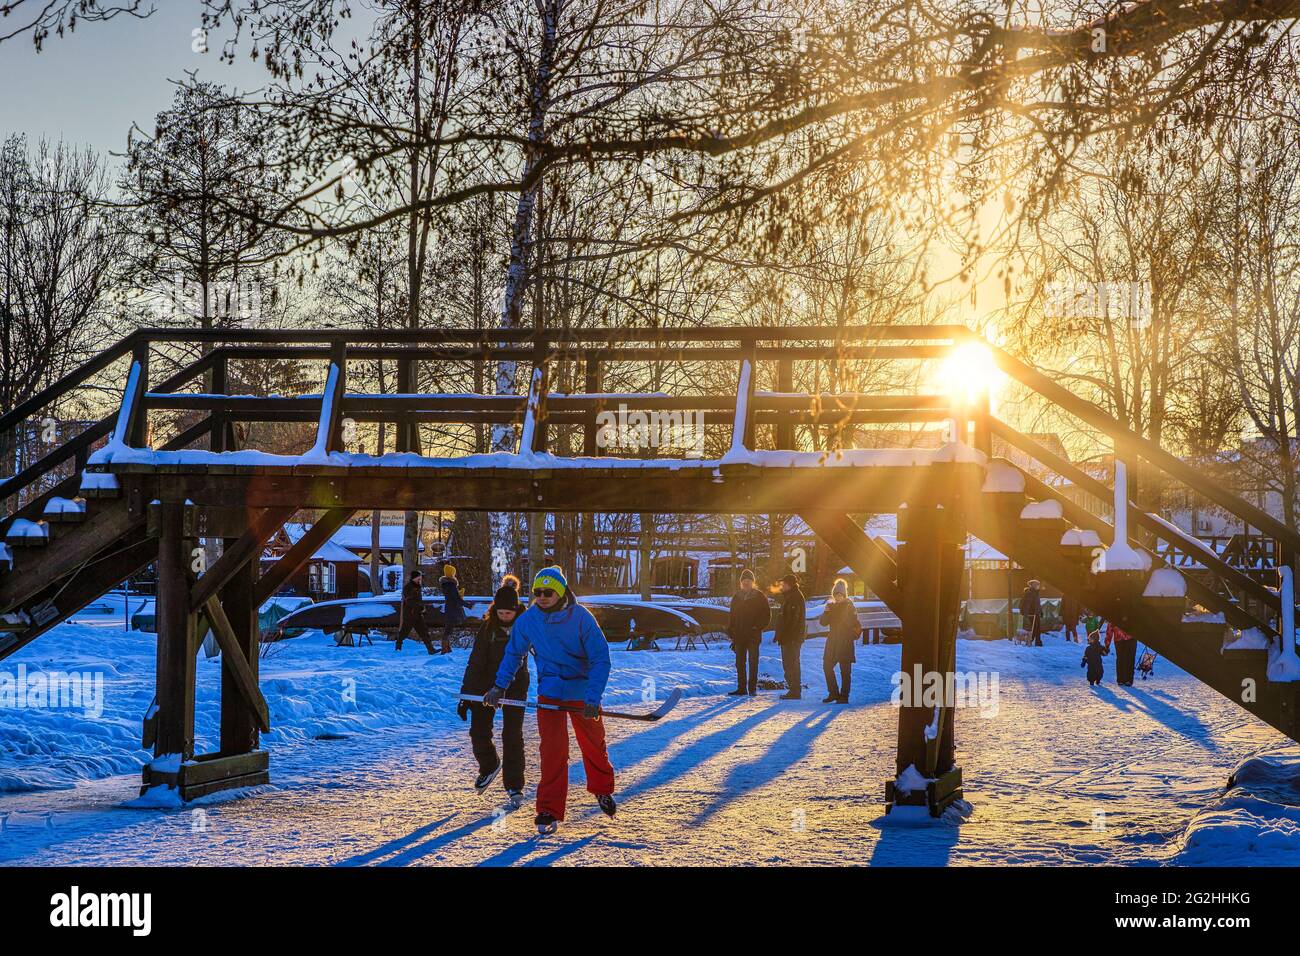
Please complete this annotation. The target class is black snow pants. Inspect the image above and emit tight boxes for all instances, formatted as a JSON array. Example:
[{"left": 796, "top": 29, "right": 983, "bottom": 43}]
[
  {"left": 780, "top": 642, "right": 802, "bottom": 697},
  {"left": 469, "top": 701, "right": 525, "bottom": 791},
  {"left": 1115, "top": 640, "right": 1137, "bottom": 685},
  {"left": 396, "top": 617, "right": 435, "bottom": 653},
  {"left": 734, "top": 640, "right": 760, "bottom": 694}
]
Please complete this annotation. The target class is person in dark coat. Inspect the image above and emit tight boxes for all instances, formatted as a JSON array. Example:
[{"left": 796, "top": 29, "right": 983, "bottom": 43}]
[
  {"left": 1019, "top": 579, "right": 1043, "bottom": 646},
  {"left": 1061, "top": 593, "right": 1080, "bottom": 643},
  {"left": 1081, "top": 632, "right": 1105, "bottom": 686},
  {"left": 773, "top": 573, "right": 806, "bottom": 700},
  {"left": 727, "top": 568, "right": 770, "bottom": 696},
  {"left": 439, "top": 563, "right": 466, "bottom": 654},
  {"left": 395, "top": 570, "right": 435, "bottom": 653},
  {"left": 458, "top": 576, "right": 529, "bottom": 802},
  {"left": 1106, "top": 621, "right": 1137, "bottom": 686},
  {"left": 819, "top": 578, "right": 858, "bottom": 703}
]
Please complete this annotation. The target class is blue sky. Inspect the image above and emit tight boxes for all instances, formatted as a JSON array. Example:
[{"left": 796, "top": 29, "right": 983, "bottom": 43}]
[{"left": 0, "top": 3, "right": 271, "bottom": 157}]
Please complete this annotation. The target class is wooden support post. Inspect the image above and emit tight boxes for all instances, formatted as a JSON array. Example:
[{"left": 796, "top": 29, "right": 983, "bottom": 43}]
[
  {"left": 396, "top": 356, "right": 420, "bottom": 455},
  {"left": 210, "top": 352, "right": 228, "bottom": 454},
  {"left": 582, "top": 358, "right": 602, "bottom": 456},
  {"left": 151, "top": 502, "right": 196, "bottom": 768},
  {"left": 776, "top": 358, "right": 794, "bottom": 450},
  {"left": 208, "top": 582, "right": 271, "bottom": 741},
  {"left": 886, "top": 496, "right": 966, "bottom": 817}
]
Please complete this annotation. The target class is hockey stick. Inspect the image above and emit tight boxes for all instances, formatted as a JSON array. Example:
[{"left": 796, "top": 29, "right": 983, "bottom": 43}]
[{"left": 458, "top": 687, "right": 683, "bottom": 722}]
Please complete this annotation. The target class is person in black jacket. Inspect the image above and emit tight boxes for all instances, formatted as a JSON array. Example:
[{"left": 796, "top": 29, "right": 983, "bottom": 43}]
[
  {"left": 774, "top": 573, "right": 806, "bottom": 700},
  {"left": 395, "top": 570, "right": 435, "bottom": 654},
  {"left": 727, "top": 568, "right": 770, "bottom": 696},
  {"left": 819, "top": 578, "right": 858, "bottom": 703},
  {"left": 1019, "top": 579, "right": 1043, "bottom": 646},
  {"left": 458, "top": 576, "right": 529, "bottom": 803}
]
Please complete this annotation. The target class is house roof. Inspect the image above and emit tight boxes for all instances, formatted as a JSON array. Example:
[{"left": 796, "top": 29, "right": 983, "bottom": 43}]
[
  {"left": 266, "top": 539, "right": 361, "bottom": 564},
  {"left": 282, "top": 522, "right": 424, "bottom": 553}
]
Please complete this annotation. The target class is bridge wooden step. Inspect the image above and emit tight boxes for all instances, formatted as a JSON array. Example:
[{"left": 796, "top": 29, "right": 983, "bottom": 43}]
[
  {"left": 42, "top": 497, "right": 87, "bottom": 523},
  {"left": 4, "top": 519, "right": 49, "bottom": 547},
  {"left": 78, "top": 470, "right": 120, "bottom": 499}
]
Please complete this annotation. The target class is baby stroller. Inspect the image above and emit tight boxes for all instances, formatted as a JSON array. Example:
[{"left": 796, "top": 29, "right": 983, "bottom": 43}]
[{"left": 1138, "top": 646, "right": 1157, "bottom": 680}]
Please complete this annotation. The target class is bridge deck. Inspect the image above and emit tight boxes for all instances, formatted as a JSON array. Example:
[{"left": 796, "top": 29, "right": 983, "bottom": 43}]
[{"left": 110, "top": 448, "right": 984, "bottom": 514}]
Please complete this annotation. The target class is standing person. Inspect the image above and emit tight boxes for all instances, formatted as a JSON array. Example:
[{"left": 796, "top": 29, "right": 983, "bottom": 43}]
[
  {"left": 439, "top": 563, "right": 466, "bottom": 654},
  {"left": 457, "top": 576, "right": 529, "bottom": 807},
  {"left": 484, "top": 567, "right": 616, "bottom": 836},
  {"left": 1061, "top": 593, "right": 1081, "bottom": 643},
  {"left": 1019, "top": 579, "right": 1043, "bottom": 646},
  {"left": 395, "top": 570, "right": 435, "bottom": 654},
  {"left": 1081, "top": 632, "right": 1105, "bottom": 686},
  {"left": 1107, "top": 621, "right": 1138, "bottom": 686},
  {"left": 773, "top": 573, "right": 806, "bottom": 700},
  {"left": 727, "top": 568, "right": 769, "bottom": 696},
  {"left": 819, "top": 578, "right": 857, "bottom": 704}
]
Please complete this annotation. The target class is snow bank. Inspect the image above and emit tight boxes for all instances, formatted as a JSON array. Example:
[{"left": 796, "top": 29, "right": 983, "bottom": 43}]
[{"left": 1169, "top": 747, "right": 1300, "bottom": 865}]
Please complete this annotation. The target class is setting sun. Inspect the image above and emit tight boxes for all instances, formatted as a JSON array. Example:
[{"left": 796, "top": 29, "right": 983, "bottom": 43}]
[{"left": 940, "top": 341, "right": 999, "bottom": 408}]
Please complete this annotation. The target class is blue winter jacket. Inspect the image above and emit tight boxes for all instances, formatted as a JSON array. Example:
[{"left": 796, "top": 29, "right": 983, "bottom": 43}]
[{"left": 493, "top": 598, "right": 611, "bottom": 708}]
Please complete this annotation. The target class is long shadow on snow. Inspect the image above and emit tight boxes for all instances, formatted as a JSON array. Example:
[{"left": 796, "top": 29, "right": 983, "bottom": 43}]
[
  {"left": 1090, "top": 682, "right": 1218, "bottom": 751},
  {"left": 866, "top": 813, "right": 962, "bottom": 866},
  {"left": 334, "top": 813, "right": 458, "bottom": 866},
  {"left": 688, "top": 706, "right": 844, "bottom": 827},
  {"left": 605, "top": 697, "right": 784, "bottom": 801},
  {"left": 477, "top": 832, "right": 599, "bottom": 867}
]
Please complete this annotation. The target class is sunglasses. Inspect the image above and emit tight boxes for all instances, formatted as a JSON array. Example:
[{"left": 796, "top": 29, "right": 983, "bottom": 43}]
[{"left": 532, "top": 588, "right": 556, "bottom": 598}]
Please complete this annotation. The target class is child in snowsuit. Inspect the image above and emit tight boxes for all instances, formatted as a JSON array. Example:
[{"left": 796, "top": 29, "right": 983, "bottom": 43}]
[
  {"left": 458, "top": 576, "right": 529, "bottom": 805},
  {"left": 1081, "top": 633, "right": 1105, "bottom": 686},
  {"left": 484, "top": 567, "right": 615, "bottom": 835}
]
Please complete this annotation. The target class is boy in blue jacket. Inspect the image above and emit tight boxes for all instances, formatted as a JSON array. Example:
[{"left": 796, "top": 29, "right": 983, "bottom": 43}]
[{"left": 484, "top": 567, "right": 615, "bottom": 834}]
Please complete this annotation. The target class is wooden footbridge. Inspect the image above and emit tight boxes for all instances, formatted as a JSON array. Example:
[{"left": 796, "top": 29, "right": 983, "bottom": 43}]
[{"left": 2, "top": 325, "right": 1297, "bottom": 812}]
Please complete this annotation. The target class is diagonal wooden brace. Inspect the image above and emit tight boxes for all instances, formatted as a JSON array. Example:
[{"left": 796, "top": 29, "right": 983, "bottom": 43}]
[{"left": 202, "top": 595, "right": 271, "bottom": 733}]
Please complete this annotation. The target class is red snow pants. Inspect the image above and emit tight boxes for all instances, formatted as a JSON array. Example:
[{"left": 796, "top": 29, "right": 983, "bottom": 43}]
[{"left": 536, "top": 696, "right": 616, "bottom": 820}]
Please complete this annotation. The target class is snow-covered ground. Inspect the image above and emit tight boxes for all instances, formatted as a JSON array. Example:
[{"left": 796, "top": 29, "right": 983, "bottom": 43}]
[{"left": 1, "top": 613, "right": 1297, "bottom": 866}]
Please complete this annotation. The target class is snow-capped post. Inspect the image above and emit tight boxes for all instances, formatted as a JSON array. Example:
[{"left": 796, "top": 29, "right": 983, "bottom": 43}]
[
  {"left": 729, "top": 336, "right": 757, "bottom": 456},
  {"left": 519, "top": 359, "right": 549, "bottom": 457},
  {"left": 1096, "top": 456, "right": 1146, "bottom": 575},
  {"left": 312, "top": 340, "right": 348, "bottom": 457},
  {"left": 126, "top": 338, "right": 150, "bottom": 448},
  {"left": 1267, "top": 565, "right": 1300, "bottom": 681}
]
